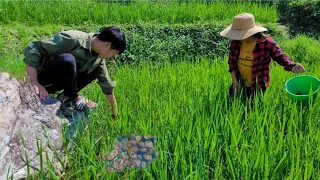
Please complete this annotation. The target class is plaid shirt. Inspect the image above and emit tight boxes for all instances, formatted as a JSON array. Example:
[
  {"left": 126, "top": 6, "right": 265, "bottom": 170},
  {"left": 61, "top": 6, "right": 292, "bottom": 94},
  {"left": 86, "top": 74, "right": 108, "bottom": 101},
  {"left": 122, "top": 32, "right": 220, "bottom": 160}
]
[{"left": 228, "top": 36, "right": 296, "bottom": 93}]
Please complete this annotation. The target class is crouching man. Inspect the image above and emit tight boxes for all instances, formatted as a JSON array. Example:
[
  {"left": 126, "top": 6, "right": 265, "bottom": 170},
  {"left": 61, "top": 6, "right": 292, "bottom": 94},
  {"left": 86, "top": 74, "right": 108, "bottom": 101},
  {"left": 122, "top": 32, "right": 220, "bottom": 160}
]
[{"left": 23, "top": 26, "right": 126, "bottom": 118}]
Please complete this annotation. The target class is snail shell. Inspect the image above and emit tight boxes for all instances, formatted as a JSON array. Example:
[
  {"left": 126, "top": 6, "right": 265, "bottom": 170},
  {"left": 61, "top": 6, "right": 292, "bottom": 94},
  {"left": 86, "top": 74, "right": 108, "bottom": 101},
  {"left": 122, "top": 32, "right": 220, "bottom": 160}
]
[
  {"left": 123, "top": 159, "right": 130, "bottom": 167},
  {"left": 139, "top": 148, "right": 148, "bottom": 153},
  {"left": 137, "top": 154, "right": 143, "bottom": 160},
  {"left": 113, "top": 162, "right": 119, "bottom": 169},
  {"left": 140, "top": 161, "right": 147, "bottom": 168},
  {"left": 111, "top": 149, "right": 119, "bottom": 156},
  {"left": 106, "top": 165, "right": 114, "bottom": 173},
  {"left": 105, "top": 154, "right": 114, "bottom": 161},
  {"left": 129, "top": 152, "right": 137, "bottom": 159},
  {"left": 122, "top": 155, "right": 130, "bottom": 160},
  {"left": 143, "top": 154, "right": 152, "bottom": 161},
  {"left": 118, "top": 165, "right": 124, "bottom": 171},
  {"left": 145, "top": 141, "right": 153, "bottom": 148},
  {"left": 129, "top": 146, "right": 139, "bottom": 153},
  {"left": 135, "top": 135, "right": 142, "bottom": 142},
  {"left": 116, "top": 159, "right": 124, "bottom": 165},
  {"left": 137, "top": 142, "right": 145, "bottom": 148},
  {"left": 129, "top": 140, "right": 138, "bottom": 146},
  {"left": 121, "top": 144, "right": 129, "bottom": 151},
  {"left": 132, "top": 158, "right": 141, "bottom": 166}
]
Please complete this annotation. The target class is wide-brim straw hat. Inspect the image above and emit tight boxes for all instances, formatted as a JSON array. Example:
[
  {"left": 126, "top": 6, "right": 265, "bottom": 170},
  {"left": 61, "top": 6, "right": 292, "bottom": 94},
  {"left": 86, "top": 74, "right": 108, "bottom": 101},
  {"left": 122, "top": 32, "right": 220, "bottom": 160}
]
[{"left": 220, "top": 13, "right": 267, "bottom": 40}]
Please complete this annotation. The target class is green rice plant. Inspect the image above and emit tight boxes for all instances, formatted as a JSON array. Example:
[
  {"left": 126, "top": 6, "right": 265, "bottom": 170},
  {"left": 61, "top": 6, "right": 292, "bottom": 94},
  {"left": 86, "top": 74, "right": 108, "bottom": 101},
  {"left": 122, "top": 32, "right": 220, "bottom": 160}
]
[
  {"left": 57, "top": 57, "right": 320, "bottom": 179},
  {"left": 5, "top": 55, "right": 319, "bottom": 179},
  {"left": 0, "top": 1, "right": 278, "bottom": 25}
]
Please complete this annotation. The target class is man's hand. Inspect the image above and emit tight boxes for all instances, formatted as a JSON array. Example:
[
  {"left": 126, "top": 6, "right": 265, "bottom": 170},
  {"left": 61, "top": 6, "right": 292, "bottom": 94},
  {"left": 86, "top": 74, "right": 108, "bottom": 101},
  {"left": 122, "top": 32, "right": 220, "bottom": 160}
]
[
  {"left": 292, "top": 63, "right": 306, "bottom": 73},
  {"left": 111, "top": 101, "right": 118, "bottom": 120},
  {"left": 26, "top": 65, "right": 49, "bottom": 100},
  {"left": 111, "top": 105, "right": 118, "bottom": 120},
  {"left": 32, "top": 82, "right": 49, "bottom": 100},
  {"left": 107, "top": 92, "right": 118, "bottom": 120}
]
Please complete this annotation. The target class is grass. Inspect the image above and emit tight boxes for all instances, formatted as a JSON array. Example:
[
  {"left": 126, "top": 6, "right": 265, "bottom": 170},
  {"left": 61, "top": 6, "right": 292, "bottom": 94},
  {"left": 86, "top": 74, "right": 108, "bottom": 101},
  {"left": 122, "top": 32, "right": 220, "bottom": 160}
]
[
  {"left": 59, "top": 58, "right": 320, "bottom": 179},
  {"left": 8, "top": 57, "right": 320, "bottom": 179},
  {"left": 0, "top": 1, "right": 278, "bottom": 25},
  {"left": 1, "top": 0, "right": 320, "bottom": 179}
]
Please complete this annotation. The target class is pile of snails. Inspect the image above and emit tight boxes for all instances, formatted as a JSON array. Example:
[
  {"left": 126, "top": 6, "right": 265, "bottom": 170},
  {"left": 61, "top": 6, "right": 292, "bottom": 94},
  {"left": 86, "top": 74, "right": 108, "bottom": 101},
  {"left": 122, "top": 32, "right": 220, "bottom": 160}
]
[{"left": 103, "top": 135, "right": 159, "bottom": 173}]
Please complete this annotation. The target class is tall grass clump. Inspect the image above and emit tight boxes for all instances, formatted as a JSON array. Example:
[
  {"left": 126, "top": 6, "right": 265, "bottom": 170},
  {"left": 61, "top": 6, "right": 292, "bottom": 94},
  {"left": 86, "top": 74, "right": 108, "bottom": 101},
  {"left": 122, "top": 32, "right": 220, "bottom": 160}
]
[
  {"left": 279, "top": 35, "right": 320, "bottom": 68},
  {"left": 0, "top": 1, "right": 278, "bottom": 25}
]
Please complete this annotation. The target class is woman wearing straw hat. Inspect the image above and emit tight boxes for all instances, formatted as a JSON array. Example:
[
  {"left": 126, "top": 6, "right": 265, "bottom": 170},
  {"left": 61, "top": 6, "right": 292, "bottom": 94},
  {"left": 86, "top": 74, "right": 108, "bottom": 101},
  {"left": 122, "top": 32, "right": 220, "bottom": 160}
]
[{"left": 220, "top": 13, "right": 305, "bottom": 100}]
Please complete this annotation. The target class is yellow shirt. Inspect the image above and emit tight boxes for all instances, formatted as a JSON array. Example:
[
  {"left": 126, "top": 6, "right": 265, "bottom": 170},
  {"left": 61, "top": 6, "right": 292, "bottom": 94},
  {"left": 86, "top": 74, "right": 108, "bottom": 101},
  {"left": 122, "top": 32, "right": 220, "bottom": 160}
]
[{"left": 237, "top": 40, "right": 257, "bottom": 87}]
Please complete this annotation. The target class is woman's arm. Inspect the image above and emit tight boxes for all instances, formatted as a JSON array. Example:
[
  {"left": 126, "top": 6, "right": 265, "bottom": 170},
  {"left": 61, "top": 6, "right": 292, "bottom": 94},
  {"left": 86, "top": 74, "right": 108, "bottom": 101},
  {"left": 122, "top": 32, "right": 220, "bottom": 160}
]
[{"left": 267, "top": 37, "right": 296, "bottom": 71}]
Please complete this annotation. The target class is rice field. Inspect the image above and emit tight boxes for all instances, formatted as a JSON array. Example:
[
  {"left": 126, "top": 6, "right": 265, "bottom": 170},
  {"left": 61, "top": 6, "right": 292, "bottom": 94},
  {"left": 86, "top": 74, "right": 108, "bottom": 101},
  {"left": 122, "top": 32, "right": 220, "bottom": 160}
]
[
  {"left": 0, "top": 1, "right": 278, "bottom": 25},
  {"left": 77, "top": 58, "right": 320, "bottom": 180},
  {"left": 1, "top": 0, "right": 320, "bottom": 179}
]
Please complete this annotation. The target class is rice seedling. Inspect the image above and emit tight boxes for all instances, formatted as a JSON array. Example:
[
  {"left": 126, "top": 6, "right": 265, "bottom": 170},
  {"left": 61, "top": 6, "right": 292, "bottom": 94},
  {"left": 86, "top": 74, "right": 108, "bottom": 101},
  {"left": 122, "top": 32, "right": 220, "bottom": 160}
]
[
  {"left": 0, "top": 1, "right": 278, "bottom": 25},
  {"left": 65, "top": 58, "right": 320, "bottom": 179}
]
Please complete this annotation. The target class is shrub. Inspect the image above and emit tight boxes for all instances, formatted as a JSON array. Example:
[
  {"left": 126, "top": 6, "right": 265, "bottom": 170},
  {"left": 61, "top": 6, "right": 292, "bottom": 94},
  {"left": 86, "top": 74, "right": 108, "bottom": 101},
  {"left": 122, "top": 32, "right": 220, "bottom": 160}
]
[
  {"left": 0, "top": 23, "right": 287, "bottom": 67},
  {"left": 117, "top": 23, "right": 286, "bottom": 64},
  {"left": 276, "top": 0, "right": 320, "bottom": 37}
]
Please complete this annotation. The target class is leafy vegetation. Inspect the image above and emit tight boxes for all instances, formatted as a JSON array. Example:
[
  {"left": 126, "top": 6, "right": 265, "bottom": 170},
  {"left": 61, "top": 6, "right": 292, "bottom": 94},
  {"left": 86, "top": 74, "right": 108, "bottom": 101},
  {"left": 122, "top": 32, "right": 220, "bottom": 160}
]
[
  {"left": 276, "top": 0, "right": 320, "bottom": 37},
  {"left": 0, "top": 22, "right": 288, "bottom": 73}
]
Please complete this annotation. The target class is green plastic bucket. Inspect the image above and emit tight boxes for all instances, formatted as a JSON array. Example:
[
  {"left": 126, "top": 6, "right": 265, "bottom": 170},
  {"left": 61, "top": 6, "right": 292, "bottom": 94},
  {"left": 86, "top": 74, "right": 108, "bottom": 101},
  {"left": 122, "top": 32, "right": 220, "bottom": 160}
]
[{"left": 285, "top": 75, "right": 320, "bottom": 103}]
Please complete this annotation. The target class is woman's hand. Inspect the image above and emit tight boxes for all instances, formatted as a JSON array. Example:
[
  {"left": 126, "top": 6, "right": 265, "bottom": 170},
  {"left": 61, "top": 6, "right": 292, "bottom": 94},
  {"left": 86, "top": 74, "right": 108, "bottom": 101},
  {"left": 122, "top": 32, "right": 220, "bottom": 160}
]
[
  {"left": 232, "top": 80, "right": 240, "bottom": 93},
  {"left": 292, "top": 63, "right": 306, "bottom": 73},
  {"left": 231, "top": 71, "right": 240, "bottom": 93}
]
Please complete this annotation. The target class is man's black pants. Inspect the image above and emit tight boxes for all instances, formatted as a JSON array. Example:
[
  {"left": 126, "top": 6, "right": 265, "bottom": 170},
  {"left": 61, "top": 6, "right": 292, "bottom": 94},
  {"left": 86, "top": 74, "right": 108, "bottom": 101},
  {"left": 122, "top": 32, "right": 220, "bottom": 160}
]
[{"left": 37, "top": 53, "right": 95, "bottom": 100}]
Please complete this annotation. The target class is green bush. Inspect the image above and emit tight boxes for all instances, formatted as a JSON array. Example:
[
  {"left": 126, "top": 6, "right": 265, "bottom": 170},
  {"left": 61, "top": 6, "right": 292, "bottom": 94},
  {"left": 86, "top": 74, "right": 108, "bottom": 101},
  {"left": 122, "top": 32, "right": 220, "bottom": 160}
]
[
  {"left": 117, "top": 23, "right": 286, "bottom": 64},
  {"left": 276, "top": 0, "right": 320, "bottom": 37},
  {"left": 1, "top": 23, "right": 285, "bottom": 66}
]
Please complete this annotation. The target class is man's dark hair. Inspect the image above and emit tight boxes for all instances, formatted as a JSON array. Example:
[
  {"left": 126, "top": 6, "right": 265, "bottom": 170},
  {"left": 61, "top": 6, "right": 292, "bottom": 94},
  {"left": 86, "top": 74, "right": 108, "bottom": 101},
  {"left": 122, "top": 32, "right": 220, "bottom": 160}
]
[{"left": 97, "top": 26, "right": 126, "bottom": 55}]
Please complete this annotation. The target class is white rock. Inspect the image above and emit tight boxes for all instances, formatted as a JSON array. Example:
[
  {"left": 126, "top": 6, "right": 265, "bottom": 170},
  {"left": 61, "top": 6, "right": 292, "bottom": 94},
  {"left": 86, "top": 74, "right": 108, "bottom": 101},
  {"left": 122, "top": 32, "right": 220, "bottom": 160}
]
[{"left": 0, "top": 72, "right": 71, "bottom": 180}]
